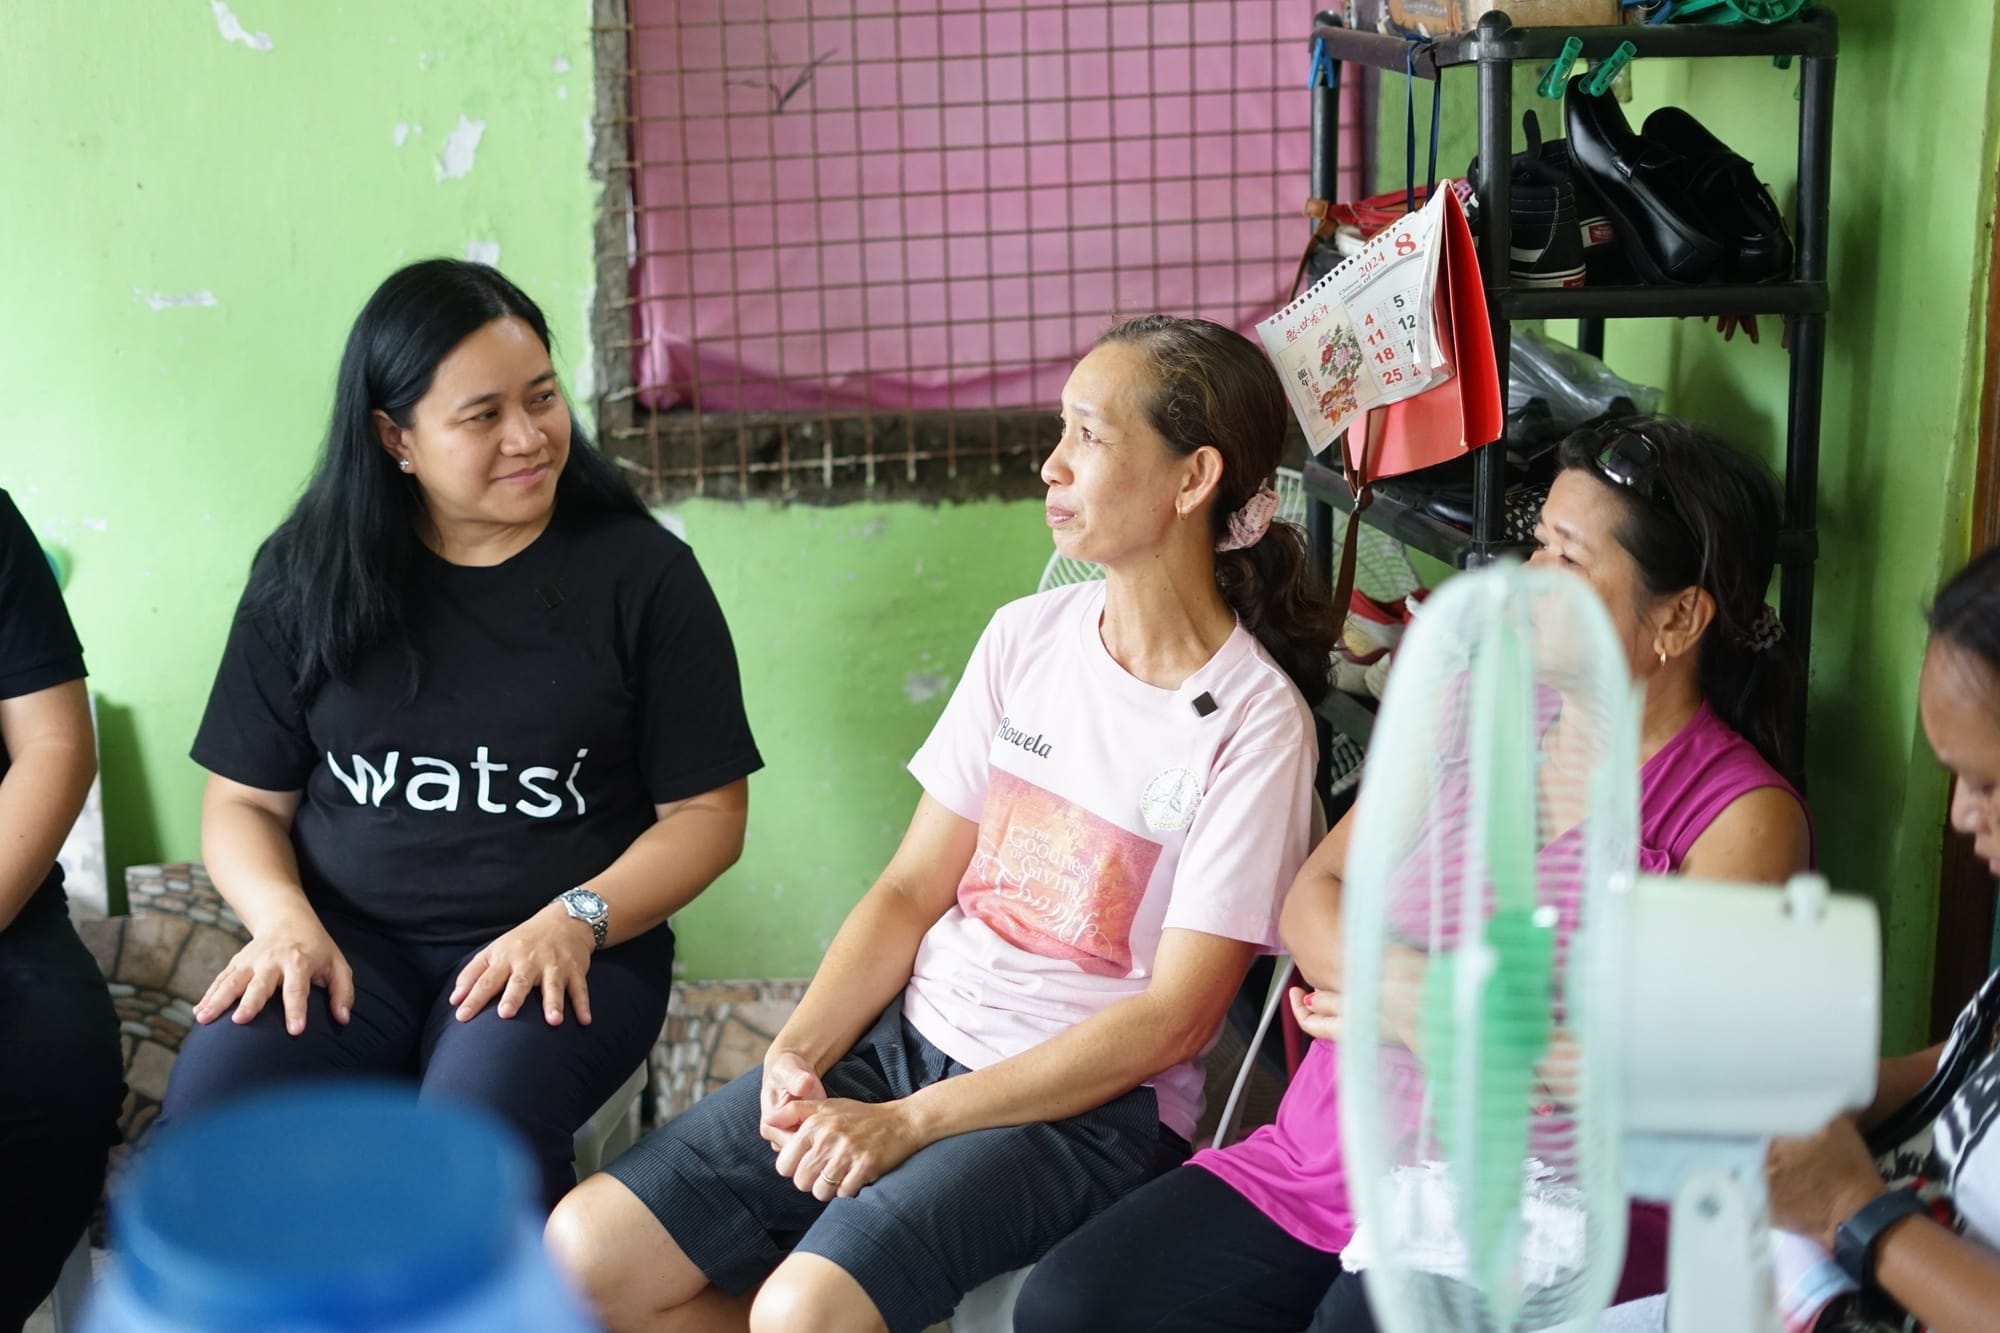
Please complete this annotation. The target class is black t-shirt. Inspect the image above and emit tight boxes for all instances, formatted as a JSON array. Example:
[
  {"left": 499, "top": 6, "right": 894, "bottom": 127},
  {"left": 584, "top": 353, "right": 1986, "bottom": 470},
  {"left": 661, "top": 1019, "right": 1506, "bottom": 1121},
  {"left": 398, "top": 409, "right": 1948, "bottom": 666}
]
[
  {"left": 192, "top": 507, "right": 763, "bottom": 945},
  {"left": 0, "top": 488, "right": 88, "bottom": 930}
]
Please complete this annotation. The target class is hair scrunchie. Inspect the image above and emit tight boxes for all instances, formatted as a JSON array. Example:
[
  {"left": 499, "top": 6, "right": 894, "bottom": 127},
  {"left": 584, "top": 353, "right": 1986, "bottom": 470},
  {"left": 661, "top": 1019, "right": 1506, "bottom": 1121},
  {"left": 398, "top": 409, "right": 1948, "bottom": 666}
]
[{"left": 1216, "top": 483, "right": 1281, "bottom": 553}]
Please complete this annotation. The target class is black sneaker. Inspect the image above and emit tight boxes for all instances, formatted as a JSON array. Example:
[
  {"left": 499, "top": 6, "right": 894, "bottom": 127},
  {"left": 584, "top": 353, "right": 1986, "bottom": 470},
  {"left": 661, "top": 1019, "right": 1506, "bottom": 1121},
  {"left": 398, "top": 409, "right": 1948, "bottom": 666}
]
[
  {"left": 1468, "top": 112, "right": 1586, "bottom": 289},
  {"left": 1536, "top": 136, "right": 1631, "bottom": 286}
]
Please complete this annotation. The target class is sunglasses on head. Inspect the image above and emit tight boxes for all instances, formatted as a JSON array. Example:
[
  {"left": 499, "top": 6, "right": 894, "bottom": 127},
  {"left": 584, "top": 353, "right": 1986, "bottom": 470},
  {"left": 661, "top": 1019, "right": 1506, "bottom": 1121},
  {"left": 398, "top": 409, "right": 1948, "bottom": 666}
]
[{"left": 1589, "top": 425, "right": 1674, "bottom": 511}]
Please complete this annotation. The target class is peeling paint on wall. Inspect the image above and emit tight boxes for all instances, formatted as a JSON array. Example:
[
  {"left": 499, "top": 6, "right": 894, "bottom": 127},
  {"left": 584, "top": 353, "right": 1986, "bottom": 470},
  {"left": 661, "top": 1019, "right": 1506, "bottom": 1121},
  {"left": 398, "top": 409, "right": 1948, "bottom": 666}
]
[
  {"left": 392, "top": 121, "right": 415, "bottom": 147},
  {"left": 209, "top": 1, "right": 273, "bottom": 52},
  {"left": 133, "top": 288, "right": 218, "bottom": 311},
  {"left": 463, "top": 238, "right": 501, "bottom": 266},
  {"left": 903, "top": 671, "right": 951, "bottom": 704},
  {"left": 552, "top": 56, "right": 571, "bottom": 74},
  {"left": 435, "top": 114, "right": 485, "bottom": 182}
]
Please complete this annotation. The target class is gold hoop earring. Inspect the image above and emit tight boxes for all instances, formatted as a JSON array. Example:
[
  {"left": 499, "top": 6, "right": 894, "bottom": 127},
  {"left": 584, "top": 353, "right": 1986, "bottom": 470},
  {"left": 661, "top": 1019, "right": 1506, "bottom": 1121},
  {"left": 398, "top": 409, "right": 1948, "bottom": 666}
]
[{"left": 1657, "top": 648, "right": 1668, "bottom": 670}]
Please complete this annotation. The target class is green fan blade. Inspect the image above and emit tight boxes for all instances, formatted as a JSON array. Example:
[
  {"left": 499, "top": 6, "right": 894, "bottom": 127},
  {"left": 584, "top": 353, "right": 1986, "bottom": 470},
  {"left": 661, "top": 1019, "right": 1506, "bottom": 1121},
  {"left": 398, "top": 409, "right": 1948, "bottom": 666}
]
[{"left": 1417, "top": 610, "right": 1556, "bottom": 1308}]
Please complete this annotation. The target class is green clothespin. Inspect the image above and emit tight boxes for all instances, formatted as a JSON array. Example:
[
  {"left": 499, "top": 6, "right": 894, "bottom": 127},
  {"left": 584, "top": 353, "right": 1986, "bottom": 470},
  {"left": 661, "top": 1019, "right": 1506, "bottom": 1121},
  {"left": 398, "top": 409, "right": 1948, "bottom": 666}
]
[
  {"left": 1536, "top": 35, "right": 1583, "bottom": 99},
  {"left": 1583, "top": 40, "right": 1636, "bottom": 97}
]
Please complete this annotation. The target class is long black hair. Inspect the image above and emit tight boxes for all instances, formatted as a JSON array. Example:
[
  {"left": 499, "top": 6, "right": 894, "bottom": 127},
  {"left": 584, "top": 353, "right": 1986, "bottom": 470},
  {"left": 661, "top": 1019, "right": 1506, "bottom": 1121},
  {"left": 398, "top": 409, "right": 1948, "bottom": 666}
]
[
  {"left": 1557, "top": 415, "right": 1798, "bottom": 769},
  {"left": 1929, "top": 543, "right": 2000, "bottom": 682},
  {"left": 248, "top": 259, "right": 647, "bottom": 701},
  {"left": 1094, "top": 315, "right": 1340, "bottom": 705}
]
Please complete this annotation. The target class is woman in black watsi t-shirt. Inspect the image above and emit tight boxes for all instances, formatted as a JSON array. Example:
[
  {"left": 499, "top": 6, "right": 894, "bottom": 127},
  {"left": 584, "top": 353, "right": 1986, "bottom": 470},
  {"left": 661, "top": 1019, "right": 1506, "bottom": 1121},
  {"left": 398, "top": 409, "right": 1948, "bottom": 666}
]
[
  {"left": 0, "top": 491, "right": 124, "bottom": 1329},
  {"left": 165, "top": 260, "right": 762, "bottom": 1209}
]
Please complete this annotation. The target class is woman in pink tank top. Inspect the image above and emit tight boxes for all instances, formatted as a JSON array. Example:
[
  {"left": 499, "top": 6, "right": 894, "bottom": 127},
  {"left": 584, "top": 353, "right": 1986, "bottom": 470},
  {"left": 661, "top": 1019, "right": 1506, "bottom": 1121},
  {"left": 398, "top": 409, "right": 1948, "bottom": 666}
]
[{"left": 1019, "top": 417, "right": 1814, "bottom": 1332}]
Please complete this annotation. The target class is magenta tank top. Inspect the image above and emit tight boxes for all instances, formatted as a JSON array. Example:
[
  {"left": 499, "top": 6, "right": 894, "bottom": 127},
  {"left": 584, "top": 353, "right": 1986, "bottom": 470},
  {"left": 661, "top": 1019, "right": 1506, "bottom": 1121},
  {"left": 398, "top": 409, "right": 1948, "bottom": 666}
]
[{"left": 1187, "top": 702, "right": 1807, "bottom": 1277}]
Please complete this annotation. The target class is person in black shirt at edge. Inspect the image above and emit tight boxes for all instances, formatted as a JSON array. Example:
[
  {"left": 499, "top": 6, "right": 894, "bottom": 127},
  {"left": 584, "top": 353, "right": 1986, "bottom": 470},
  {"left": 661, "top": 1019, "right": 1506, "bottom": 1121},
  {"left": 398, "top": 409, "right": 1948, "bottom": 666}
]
[
  {"left": 161, "top": 259, "right": 762, "bottom": 1210},
  {"left": 0, "top": 493, "right": 124, "bottom": 1333}
]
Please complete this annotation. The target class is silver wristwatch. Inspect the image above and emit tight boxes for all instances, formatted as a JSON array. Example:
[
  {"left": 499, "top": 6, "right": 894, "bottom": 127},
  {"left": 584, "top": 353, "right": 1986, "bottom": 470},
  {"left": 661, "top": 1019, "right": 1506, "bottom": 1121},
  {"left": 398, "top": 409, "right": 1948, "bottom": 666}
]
[{"left": 556, "top": 887, "right": 609, "bottom": 951}]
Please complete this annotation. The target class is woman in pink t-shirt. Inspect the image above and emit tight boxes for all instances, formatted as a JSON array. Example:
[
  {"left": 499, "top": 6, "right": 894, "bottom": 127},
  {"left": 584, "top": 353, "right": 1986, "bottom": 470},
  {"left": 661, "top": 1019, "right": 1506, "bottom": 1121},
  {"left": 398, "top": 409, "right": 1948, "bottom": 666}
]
[
  {"left": 1019, "top": 416, "right": 1814, "bottom": 1332},
  {"left": 547, "top": 318, "right": 1345, "bottom": 1333}
]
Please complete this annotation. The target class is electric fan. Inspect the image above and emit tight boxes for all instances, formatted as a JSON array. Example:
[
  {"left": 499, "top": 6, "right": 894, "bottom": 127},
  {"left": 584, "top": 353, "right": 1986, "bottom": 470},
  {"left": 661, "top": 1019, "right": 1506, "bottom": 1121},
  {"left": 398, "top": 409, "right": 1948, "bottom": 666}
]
[{"left": 1338, "top": 565, "right": 1879, "bottom": 1333}]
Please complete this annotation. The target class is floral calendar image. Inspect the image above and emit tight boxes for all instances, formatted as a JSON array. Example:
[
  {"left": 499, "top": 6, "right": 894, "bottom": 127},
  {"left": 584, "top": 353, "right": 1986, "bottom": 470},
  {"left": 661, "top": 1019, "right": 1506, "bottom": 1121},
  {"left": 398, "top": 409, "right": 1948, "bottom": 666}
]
[
  {"left": 1313, "top": 314, "right": 1366, "bottom": 429},
  {"left": 1257, "top": 186, "right": 1453, "bottom": 454}
]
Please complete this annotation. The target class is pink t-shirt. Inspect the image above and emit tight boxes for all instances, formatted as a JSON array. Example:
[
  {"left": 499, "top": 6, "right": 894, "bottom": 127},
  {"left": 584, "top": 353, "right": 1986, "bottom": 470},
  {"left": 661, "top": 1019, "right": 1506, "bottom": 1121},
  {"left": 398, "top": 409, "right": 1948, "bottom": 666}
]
[
  {"left": 1190, "top": 701, "right": 1807, "bottom": 1254},
  {"left": 904, "top": 581, "right": 1317, "bottom": 1142}
]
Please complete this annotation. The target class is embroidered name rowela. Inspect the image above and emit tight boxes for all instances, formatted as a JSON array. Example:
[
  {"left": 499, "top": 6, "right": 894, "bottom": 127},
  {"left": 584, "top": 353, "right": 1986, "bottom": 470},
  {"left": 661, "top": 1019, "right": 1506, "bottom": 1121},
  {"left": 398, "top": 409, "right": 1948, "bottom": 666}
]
[
  {"left": 995, "top": 716, "right": 1052, "bottom": 758},
  {"left": 325, "top": 746, "right": 589, "bottom": 817}
]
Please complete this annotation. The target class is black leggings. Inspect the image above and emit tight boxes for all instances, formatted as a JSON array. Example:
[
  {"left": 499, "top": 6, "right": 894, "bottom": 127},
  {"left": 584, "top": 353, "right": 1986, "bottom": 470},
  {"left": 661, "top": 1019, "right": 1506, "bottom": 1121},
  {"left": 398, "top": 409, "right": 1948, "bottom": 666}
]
[
  {"left": 0, "top": 905, "right": 124, "bottom": 1332},
  {"left": 160, "top": 910, "right": 672, "bottom": 1211},
  {"left": 1015, "top": 1163, "right": 1377, "bottom": 1333}
]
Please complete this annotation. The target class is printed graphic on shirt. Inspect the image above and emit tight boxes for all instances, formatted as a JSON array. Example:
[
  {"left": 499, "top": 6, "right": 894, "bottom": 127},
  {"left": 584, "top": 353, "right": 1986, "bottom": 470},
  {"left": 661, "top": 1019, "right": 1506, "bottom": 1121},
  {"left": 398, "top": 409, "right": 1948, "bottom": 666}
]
[
  {"left": 1140, "top": 766, "right": 1202, "bottom": 833},
  {"left": 960, "top": 769, "right": 1161, "bottom": 976}
]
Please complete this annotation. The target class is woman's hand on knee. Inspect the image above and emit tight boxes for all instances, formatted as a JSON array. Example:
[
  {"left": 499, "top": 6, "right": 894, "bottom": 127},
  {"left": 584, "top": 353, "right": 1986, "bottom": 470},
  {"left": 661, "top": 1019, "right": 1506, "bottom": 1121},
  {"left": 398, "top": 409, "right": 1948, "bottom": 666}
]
[
  {"left": 770, "top": 1098, "right": 923, "bottom": 1202},
  {"left": 451, "top": 902, "right": 594, "bottom": 1025},
  {"left": 194, "top": 913, "right": 354, "bottom": 1036}
]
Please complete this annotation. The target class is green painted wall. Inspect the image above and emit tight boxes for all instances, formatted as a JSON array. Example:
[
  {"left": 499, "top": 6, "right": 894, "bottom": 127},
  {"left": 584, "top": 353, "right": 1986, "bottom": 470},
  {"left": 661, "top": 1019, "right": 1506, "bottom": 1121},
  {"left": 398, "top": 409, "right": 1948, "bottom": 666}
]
[
  {"left": 1378, "top": 2, "right": 2000, "bottom": 1047},
  {"left": 1, "top": 2, "right": 1052, "bottom": 981},
  {"left": 2, "top": 0, "right": 601, "bottom": 902},
  {"left": 662, "top": 500, "right": 1053, "bottom": 977},
  {"left": 13, "top": 4, "right": 1995, "bottom": 1018}
]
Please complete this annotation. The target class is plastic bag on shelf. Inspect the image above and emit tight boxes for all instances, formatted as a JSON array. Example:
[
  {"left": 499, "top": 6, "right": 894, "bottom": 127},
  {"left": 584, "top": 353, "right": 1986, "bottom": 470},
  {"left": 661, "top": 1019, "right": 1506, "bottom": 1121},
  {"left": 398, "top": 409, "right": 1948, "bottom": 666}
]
[{"left": 1510, "top": 327, "right": 1663, "bottom": 436}]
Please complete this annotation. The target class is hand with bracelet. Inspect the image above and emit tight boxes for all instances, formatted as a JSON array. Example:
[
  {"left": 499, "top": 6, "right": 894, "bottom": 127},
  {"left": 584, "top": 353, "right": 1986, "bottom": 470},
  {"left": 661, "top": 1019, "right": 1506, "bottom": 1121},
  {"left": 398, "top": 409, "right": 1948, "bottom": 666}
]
[{"left": 450, "top": 887, "right": 609, "bottom": 1026}]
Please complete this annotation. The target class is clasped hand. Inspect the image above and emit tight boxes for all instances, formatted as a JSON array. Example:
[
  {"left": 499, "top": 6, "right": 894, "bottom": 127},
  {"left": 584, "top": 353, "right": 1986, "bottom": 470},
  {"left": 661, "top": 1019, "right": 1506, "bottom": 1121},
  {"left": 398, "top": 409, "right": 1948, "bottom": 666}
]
[{"left": 757, "top": 1049, "right": 925, "bottom": 1200}]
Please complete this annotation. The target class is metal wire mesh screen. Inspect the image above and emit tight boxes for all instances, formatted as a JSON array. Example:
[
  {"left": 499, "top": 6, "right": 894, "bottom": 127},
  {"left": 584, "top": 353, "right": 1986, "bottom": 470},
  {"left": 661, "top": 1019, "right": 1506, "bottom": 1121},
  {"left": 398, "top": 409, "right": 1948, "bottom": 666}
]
[{"left": 593, "top": 0, "right": 1365, "bottom": 500}]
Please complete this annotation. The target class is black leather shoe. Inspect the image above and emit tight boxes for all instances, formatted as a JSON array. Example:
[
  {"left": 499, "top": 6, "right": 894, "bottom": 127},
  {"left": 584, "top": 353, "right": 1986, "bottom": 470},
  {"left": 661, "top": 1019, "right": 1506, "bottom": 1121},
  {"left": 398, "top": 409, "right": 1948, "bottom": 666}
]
[
  {"left": 1564, "top": 78, "right": 1723, "bottom": 285},
  {"left": 1641, "top": 106, "right": 1794, "bottom": 283}
]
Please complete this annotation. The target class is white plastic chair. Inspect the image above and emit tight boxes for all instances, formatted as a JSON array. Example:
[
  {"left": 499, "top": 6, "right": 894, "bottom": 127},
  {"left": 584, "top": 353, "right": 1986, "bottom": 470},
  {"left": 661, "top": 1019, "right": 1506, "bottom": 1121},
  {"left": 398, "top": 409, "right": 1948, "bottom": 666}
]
[
  {"left": 573, "top": 1060, "right": 650, "bottom": 1181},
  {"left": 49, "top": 1231, "right": 91, "bottom": 1331}
]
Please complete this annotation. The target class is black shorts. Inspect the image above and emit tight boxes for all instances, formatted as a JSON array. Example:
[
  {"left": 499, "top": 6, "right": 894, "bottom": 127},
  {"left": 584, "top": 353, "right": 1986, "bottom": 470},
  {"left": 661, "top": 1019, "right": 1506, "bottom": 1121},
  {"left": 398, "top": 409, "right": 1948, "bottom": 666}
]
[{"left": 604, "top": 1002, "right": 1187, "bottom": 1332}]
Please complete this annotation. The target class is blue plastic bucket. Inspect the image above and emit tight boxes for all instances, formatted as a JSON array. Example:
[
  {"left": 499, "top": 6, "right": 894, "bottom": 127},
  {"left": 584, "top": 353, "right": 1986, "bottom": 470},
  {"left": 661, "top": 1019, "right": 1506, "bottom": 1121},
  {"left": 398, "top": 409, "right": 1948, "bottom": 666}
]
[{"left": 84, "top": 1083, "right": 595, "bottom": 1331}]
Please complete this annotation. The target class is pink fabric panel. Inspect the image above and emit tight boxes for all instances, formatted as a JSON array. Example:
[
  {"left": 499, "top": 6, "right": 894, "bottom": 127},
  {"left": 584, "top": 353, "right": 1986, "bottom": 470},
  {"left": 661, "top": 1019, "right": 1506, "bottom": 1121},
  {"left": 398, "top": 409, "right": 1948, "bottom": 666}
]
[{"left": 627, "top": 2, "right": 1363, "bottom": 412}]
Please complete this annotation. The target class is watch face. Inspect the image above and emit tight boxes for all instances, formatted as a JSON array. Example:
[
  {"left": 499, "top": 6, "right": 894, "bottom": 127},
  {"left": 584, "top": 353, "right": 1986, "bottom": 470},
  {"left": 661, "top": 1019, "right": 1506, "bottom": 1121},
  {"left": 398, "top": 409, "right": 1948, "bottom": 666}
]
[{"left": 568, "top": 889, "right": 607, "bottom": 917}]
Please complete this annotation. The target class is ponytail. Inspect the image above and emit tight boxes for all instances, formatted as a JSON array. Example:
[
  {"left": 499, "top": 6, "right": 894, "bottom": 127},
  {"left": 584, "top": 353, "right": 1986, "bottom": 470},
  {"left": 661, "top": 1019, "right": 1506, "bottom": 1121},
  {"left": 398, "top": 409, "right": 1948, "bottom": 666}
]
[
  {"left": 1696, "top": 632, "right": 1801, "bottom": 775},
  {"left": 1214, "top": 518, "right": 1338, "bottom": 705}
]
